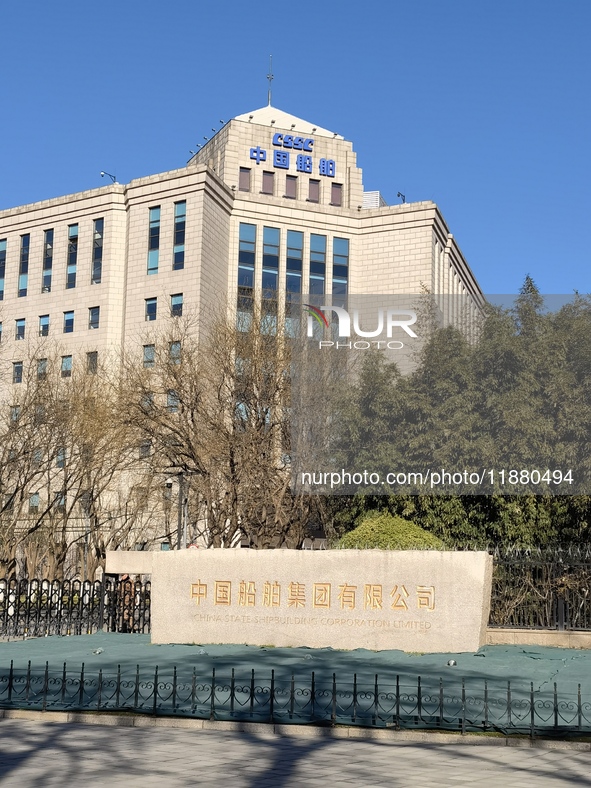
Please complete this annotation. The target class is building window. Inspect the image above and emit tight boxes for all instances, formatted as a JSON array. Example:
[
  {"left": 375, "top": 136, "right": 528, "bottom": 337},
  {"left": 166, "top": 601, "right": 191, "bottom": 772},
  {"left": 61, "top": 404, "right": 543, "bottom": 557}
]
[
  {"left": 61, "top": 355, "right": 72, "bottom": 378},
  {"left": 0, "top": 238, "right": 6, "bottom": 300},
  {"left": 308, "top": 179, "right": 320, "bottom": 203},
  {"left": 173, "top": 202, "right": 186, "bottom": 270},
  {"left": 286, "top": 230, "right": 303, "bottom": 298},
  {"left": 37, "top": 358, "right": 48, "bottom": 380},
  {"left": 53, "top": 491, "right": 66, "bottom": 512},
  {"left": 285, "top": 175, "right": 297, "bottom": 199},
  {"left": 35, "top": 405, "right": 46, "bottom": 425},
  {"left": 239, "top": 167, "right": 251, "bottom": 192},
  {"left": 88, "top": 306, "right": 100, "bottom": 329},
  {"left": 29, "top": 492, "right": 40, "bottom": 515},
  {"left": 92, "top": 218, "right": 104, "bottom": 284},
  {"left": 139, "top": 440, "right": 152, "bottom": 459},
  {"left": 141, "top": 391, "right": 154, "bottom": 411},
  {"left": 261, "top": 171, "right": 274, "bottom": 195},
  {"left": 147, "top": 206, "right": 160, "bottom": 274},
  {"left": 143, "top": 344, "right": 155, "bottom": 368},
  {"left": 63, "top": 311, "right": 74, "bottom": 333},
  {"left": 145, "top": 297, "right": 157, "bottom": 321},
  {"left": 15, "top": 318, "right": 25, "bottom": 340},
  {"left": 262, "top": 227, "right": 279, "bottom": 297},
  {"left": 56, "top": 447, "right": 66, "bottom": 468},
  {"left": 171, "top": 293, "right": 183, "bottom": 317},
  {"left": 331, "top": 183, "right": 343, "bottom": 207},
  {"left": 332, "top": 237, "right": 350, "bottom": 296},
  {"left": 87, "top": 351, "right": 98, "bottom": 374},
  {"left": 39, "top": 314, "right": 50, "bottom": 337},
  {"left": 10, "top": 405, "right": 20, "bottom": 423},
  {"left": 67, "top": 224, "right": 78, "bottom": 289},
  {"left": 238, "top": 223, "right": 256, "bottom": 322},
  {"left": 18, "top": 234, "right": 30, "bottom": 297},
  {"left": 169, "top": 341, "right": 181, "bottom": 364},
  {"left": 13, "top": 361, "right": 23, "bottom": 384},
  {"left": 167, "top": 390, "right": 179, "bottom": 413},
  {"left": 309, "top": 234, "right": 326, "bottom": 295},
  {"left": 43, "top": 229, "right": 53, "bottom": 292}
]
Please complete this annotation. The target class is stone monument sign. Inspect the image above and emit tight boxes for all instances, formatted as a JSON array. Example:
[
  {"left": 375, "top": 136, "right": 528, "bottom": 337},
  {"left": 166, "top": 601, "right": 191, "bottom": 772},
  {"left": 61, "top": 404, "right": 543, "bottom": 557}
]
[{"left": 106, "top": 549, "right": 493, "bottom": 653}]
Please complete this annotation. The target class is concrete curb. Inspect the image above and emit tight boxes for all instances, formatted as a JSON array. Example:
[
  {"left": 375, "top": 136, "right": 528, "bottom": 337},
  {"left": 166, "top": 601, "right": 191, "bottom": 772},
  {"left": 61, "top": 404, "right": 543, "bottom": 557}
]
[{"left": 0, "top": 708, "right": 589, "bottom": 751}]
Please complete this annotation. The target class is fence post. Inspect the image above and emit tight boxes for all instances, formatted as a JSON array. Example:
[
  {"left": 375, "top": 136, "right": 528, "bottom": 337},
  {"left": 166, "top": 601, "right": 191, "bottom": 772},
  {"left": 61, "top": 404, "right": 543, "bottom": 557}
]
[
  {"left": 553, "top": 682, "right": 558, "bottom": 729},
  {"left": 578, "top": 684, "right": 582, "bottom": 730},
  {"left": 311, "top": 671, "right": 315, "bottom": 720},
  {"left": 230, "top": 668, "right": 235, "bottom": 715},
  {"left": 289, "top": 673, "right": 295, "bottom": 720},
  {"left": 250, "top": 669, "right": 256, "bottom": 718},
  {"left": 8, "top": 660, "right": 13, "bottom": 703},
  {"left": 42, "top": 662, "right": 49, "bottom": 711},
  {"left": 172, "top": 666, "right": 177, "bottom": 713},
  {"left": 507, "top": 681, "right": 512, "bottom": 729},
  {"left": 61, "top": 663, "right": 67, "bottom": 705},
  {"left": 209, "top": 667, "right": 215, "bottom": 720},
  {"left": 484, "top": 679, "right": 488, "bottom": 731},
  {"left": 530, "top": 682, "right": 535, "bottom": 738},
  {"left": 152, "top": 666, "right": 159, "bottom": 716},
  {"left": 331, "top": 673, "right": 337, "bottom": 726},
  {"left": 116, "top": 665, "right": 121, "bottom": 708},
  {"left": 395, "top": 675, "right": 400, "bottom": 729},
  {"left": 461, "top": 678, "right": 466, "bottom": 734},
  {"left": 373, "top": 674, "right": 379, "bottom": 726},
  {"left": 134, "top": 665, "right": 140, "bottom": 709},
  {"left": 191, "top": 668, "right": 196, "bottom": 715},
  {"left": 269, "top": 670, "right": 274, "bottom": 723},
  {"left": 78, "top": 663, "right": 85, "bottom": 707},
  {"left": 97, "top": 669, "right": 103, "bottom": 710},
  {"left": 352, "top": 673, "right": 357, "bottom": 723},
  {"left": 557, "top": 597, "right": 566, "bottom": 631},
  {"left": 417, "top": 676, "right": 422, "bottom": 722}
]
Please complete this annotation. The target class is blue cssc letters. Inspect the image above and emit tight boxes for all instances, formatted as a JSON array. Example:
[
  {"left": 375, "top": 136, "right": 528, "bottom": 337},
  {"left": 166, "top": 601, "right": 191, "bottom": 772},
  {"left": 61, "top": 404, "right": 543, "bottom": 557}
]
[{"left": 272, "top": 133, "right": 313, "bottom": 152}]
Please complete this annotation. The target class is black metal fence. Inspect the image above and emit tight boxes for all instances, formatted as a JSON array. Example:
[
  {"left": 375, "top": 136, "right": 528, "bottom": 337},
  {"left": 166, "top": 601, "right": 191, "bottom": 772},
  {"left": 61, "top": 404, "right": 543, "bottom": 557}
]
[
  {"left": 0, "top": 662, "right": 589, "bottom": 736},
  {"left": 0, "top": 547, "right": 590, "bottom": 637},
  {"left": 488, "top": 547, "right": 591, "bottom": 630},
  {"left": 0, "top": 577, "right": 151, "bottom": 637}
]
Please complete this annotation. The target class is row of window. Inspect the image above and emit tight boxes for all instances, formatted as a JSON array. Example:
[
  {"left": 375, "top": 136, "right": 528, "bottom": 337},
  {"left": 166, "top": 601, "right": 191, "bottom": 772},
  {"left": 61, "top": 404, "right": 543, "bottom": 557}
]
[
  {"left": 3, "top": 308, "right": 101, "bottom": 342},
  {"left": 0, "top": 219, "right": 103, "bottom": 301},
  {"left": 147, "top": 201, "right": 186, "bottom": 275},
  {"left": 145, "top": 293, "right": 183, "bottom": 321},
  {"left": 238, "top": 170, "right": 343, "bottom": 207},
  {"left": 11, "top": 352, "right": 98, "bottom": 383},
  {"left": 142, "top": 341, "right": 181, "bottom": 367},
  {"left": 238, "top": 224, "right": 349, "bottom": 301}
]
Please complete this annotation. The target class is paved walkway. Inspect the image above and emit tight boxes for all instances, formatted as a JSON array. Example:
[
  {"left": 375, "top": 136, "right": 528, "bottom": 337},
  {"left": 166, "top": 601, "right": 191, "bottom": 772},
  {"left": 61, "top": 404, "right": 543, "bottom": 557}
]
[{"left": 0, "top": 719, "right": 590, "bottom": 787}]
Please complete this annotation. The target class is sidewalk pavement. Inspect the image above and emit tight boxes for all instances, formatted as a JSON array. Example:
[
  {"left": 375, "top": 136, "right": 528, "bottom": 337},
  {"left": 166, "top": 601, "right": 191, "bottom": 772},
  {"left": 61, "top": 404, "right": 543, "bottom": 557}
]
[{"left": 0, "top": 717, "right": 590, "bottom": 787}]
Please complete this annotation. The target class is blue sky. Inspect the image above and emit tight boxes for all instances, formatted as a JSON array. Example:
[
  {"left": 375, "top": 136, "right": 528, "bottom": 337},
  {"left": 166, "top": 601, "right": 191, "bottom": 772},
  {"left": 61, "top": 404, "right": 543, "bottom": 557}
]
[{"left": 1, "top": 0, "right": 589, "bottom": 295}]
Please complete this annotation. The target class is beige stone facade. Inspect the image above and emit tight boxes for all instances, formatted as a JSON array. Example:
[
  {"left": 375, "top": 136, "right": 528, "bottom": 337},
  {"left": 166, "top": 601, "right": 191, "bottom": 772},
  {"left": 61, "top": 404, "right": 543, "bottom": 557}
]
[{"left": 0, "top": 103, "right": 482, "bottom": 378}]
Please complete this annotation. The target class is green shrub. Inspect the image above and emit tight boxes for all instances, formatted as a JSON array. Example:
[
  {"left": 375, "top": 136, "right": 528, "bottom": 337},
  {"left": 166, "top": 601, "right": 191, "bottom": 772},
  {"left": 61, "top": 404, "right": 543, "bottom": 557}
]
[{"left": 336, "top": 512, "right": 444, "bottom": 550}]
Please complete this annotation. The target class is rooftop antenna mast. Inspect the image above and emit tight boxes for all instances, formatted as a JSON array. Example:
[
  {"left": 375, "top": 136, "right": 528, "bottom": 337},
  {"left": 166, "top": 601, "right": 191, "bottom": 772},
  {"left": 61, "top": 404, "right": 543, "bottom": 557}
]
[{"left": 267, "top": 54, "right": 273, "bottom": 106}]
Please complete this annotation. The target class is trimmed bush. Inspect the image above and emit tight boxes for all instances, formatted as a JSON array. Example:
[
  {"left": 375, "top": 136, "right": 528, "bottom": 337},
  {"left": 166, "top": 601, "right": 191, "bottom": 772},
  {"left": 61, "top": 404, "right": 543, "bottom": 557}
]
[{"left": 336, "top": 512, "right": 444, "bottom": 550}]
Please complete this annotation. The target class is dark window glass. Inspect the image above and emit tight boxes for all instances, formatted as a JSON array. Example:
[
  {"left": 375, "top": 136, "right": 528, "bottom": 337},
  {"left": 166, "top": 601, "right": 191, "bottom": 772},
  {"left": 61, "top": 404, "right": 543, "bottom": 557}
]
[
  {"left": 147, "top": 207, "right": 160, "bottom": 274},
  {"left": 0, "top": 238, "right": 6, "bottom": 300},
  {"left": 239, "top": 168, "right": 251, "bottom": 192},
  {"left": 43, "top": 229, "right": 53, "bottom": 292},
  {"left": 309, "top": 233, "right": 326, "bottom": 295},
  {"left": 66, "top": 225, "right": 78, "bottom": 288},
  {"left": 19, "top": 234, "right": 30, "bottom": 297},
  {"left": 261, "top": 171, "right": 274, "bottom": 195},
  {"left": 308, "top": 179, "right": 320, "bottom": 203},
  {"left": 87, "top": 351, "right": 98, "bottom": 374},
  {"left": 15, "top": 318, "right": 25, "bottom": 340},
  {"left": 145, "top": 297, "right": 157, "bottom": 321},
  {"left": 285, "top": 175, "right": 297, "bottom": 199},
  {"left": 63, "top": 311, "right": 74, "bottom": 333},
  {"left": 61, "top": 355, "right": 72, "bottom": 378},
  {"left": 173, "top": 202, "right": 185, "bottom": 270},
  {"left": 39, "top": 314, "right": 50, "bottom": 336},
  {"left": 13, "top": 361, "right": 23, "bottom": 384},
  {"left": 332, "top": 237, "right": 349, "bottom": 296},
  {"left": 88, "top": 306, "right": 100, "bottom": 329},
  {"left": 238, "top": 223, "right": 256, "bottom": 306},
  {"left": 92, "top": 218, "right": 103, "bottom": 284},
  {"left": 37, "top": 358, "right": 48, "bottom": 380},
  {"left": 169, "top": 341, "right": 181, "bottom": 364},
  {"left": 171, "top": 293, "right": 183, "bottom": 317},
  {"left": 143, "top": 344, "right": 155, "bottom": 368},
  {"left": 330, "top": 183, "right": 343, "bottom": 207}
]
